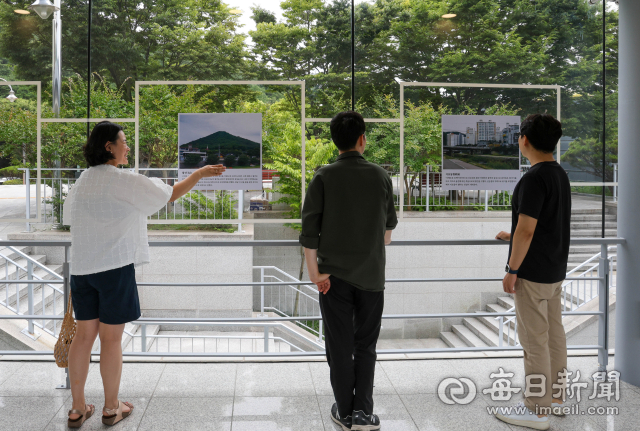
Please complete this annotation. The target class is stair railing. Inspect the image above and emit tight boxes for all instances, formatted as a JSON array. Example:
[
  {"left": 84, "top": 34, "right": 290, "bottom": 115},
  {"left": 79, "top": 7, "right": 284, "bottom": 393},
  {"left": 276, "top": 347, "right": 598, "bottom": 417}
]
[
  {"left": 0, "top": 246, "right": 63, "bottom": 337},
  {"left": 496, "top": 245, "right": 617, "bottom": 347},
  {"left": 255, "top": 265, "right": 323, "bottom": 341}
]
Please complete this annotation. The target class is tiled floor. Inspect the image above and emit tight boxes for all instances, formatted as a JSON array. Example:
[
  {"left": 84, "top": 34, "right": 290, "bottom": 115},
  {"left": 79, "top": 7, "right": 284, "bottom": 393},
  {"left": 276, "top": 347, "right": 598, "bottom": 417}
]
[{"left": 0, "top": 355, "right": 637, "bottom": 431}]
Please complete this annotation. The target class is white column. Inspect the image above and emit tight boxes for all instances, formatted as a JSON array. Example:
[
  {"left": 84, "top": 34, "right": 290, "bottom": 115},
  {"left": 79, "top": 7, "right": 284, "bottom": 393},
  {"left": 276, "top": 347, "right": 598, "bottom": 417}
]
[{"left": 614, "top": 0, "right": 640, "bottom": 387}]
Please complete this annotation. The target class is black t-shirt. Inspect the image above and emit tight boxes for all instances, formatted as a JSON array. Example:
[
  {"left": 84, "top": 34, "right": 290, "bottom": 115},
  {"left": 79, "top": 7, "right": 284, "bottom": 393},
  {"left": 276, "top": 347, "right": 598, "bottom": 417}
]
[{"left": 508, "top": 161, "right": 571, "bottom": 284}]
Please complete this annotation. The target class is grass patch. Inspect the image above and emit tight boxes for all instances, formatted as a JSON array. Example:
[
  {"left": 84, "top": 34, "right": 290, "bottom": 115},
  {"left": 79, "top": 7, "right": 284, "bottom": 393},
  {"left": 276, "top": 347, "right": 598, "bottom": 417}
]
[
  {"left": 571, "top": 186, "right": 613, "bottom": 196},
  {"left": 446, "top": 154, "right": 519, "bottom": 170},
  {"left": 2, "top": 179, "right": 23, "bottom": 185},
  {"left": 398, "top": 194, "right": 511, "bottom": 211},
  {"left": 147, "top": 224, "right": 237, "bottom": 232}
]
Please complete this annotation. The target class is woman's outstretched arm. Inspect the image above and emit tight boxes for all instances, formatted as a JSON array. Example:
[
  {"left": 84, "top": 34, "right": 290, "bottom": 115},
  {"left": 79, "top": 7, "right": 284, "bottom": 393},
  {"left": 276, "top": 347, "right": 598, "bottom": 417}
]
[{"left": 169, "top": 165, "right": 226, "bottom": 202}]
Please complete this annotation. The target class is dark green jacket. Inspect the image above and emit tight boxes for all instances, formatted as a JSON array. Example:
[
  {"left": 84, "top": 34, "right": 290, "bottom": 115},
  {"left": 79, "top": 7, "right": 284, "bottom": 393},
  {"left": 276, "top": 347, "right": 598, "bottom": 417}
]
[{"left": 299, "top": 151, "right": 398, "bottom": 291}]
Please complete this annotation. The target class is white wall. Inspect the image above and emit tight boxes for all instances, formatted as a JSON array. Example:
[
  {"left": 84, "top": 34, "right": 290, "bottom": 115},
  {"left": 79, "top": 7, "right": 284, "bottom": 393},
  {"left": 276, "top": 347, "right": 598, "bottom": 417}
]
[
  {"left": 252, "top": 214, "right": 513, "bottom": 339},
  {"left": 381, "top": 218, "right": 511, "bottom": 338}
]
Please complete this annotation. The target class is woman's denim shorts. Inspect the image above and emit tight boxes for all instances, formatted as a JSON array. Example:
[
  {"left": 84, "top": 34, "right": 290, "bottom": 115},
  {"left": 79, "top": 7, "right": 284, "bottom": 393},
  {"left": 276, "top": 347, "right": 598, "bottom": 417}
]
[{"left": 70, "top": 263, "right": 141, "bottom": 325}]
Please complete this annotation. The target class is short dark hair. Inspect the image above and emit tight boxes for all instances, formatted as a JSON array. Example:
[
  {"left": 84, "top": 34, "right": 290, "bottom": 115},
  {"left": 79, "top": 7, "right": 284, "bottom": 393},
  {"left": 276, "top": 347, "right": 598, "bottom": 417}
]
[
  {"left": 520, "top": 114, "right": 562, "bottom": 154},
  {"left": 83, "top": 121, "right": 122, "bottom": 166},
  {"left": 330, "top": 111, "right": 366, "bottom": 151}
]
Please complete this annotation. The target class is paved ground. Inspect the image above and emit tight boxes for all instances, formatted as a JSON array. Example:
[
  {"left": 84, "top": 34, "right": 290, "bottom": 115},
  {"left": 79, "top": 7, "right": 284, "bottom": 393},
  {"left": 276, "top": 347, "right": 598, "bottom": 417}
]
[{"left": 0, "top": 355, "right": 636, "bottom": 431}]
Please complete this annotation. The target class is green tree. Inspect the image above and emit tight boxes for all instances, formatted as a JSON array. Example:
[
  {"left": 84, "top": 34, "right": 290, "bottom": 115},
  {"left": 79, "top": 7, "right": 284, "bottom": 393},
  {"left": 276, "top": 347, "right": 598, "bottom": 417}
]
[
  {"left": 237, "top": 153, "right": 250, "bottom": 166},
  {"left": 0, "top": 0, "right": 250, "bottom": 101},
  {"left": 183, "top": 153, "right": 202, "bottom": 167},
  {"left": 363, "top": 94, "right": 450, "bottom": 209},
  {"left": 177, "top": 190, "right": 238, "bottom": 232},
  {"left": 207, "top": 151, "right": 222, "bottom": 165},
  {"left": 224, "top": 153, "right": 236, "bottom": 167},
  {"left": 251, "top": 5, "right": 277, "bottom": 24},
  {"left": 260, "top": 101, "right": 335, "bottom": 317}
]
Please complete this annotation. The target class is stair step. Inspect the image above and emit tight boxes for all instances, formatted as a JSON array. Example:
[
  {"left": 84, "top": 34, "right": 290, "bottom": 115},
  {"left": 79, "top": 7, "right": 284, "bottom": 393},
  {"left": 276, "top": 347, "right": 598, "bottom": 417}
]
[
  {"left": 463, "top": 317, "right": 502, "bottom": 347},
  {"left": 496, "top": 296, "right": 515, "bottom": 309},
  {"left": 452, "top": 324, "right": 488, "bottom": 347},
  {"left": 0, "top": 246, "right": 32, "bottom": 263},
  {"left": 568, "top": 253, "right": 602, "bottom": 263},
  {"left": 570, "top": 208, "right": 611, "bottom": 215},
  {"left": 440, "top": 331, "right": 467, "bottom": 348},
  {"left": 0, "top": 264, "right": 64, "bottom": 307},
  {"left": 472, "top": 312, "right": 518, "bottom": 345},
  {"left": 559, "top": 282, "right": 598, "bottom": 307},
  {"left": 569, "top": 245, "right": 608, "bottom": 254},
  {"left": 486, "top": 304, "right": 516, "bottom": 329},
  {"left": 571, "top": 229, "right": 618, "bottom": 237},
  {"left": 0, "top": 255, "right": 48, "bottom": 277},
  {"left": 571, "top": 222, "right": 617, "bottom": 229},
  {"left": 571, "top": 215, "right": 616, "bottom": 222}
]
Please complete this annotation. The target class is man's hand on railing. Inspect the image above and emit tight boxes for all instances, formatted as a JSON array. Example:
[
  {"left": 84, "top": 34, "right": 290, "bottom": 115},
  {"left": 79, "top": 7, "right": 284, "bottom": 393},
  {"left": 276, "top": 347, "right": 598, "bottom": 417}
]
[{"left": 495, "top": 231, "right": 511, "bottom": 241}]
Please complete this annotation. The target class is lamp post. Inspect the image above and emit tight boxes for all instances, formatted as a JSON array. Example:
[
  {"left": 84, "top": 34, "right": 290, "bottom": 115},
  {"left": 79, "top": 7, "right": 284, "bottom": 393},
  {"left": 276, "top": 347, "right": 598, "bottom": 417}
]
[
  {"left": 30, "top": 0, "right": 62, "bottom": 223},
  {"left": 0, "top": 78, "right": 18, "bottom": 102},
  {"left": 29, "top": 0, "right": 61, "bottom": 117}
]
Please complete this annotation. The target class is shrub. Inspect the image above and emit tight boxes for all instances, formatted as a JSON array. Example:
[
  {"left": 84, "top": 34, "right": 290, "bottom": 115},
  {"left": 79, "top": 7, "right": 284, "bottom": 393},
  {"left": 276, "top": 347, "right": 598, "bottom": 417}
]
[
  {"left": 176, "top": 191, "right": 238, "bottom": 232},
  {"left": 3, "top": 179, "right": 22, "bottom": 185}
]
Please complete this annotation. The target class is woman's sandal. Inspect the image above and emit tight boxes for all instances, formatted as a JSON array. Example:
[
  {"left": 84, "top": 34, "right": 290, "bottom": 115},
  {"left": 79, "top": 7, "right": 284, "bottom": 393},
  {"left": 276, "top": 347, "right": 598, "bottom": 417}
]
[
  {"left": 102, "top": 400, "right": 134, "bottom": 426},
  {"left": 67, "top": 404, "right": 95, "bottom": 428}
]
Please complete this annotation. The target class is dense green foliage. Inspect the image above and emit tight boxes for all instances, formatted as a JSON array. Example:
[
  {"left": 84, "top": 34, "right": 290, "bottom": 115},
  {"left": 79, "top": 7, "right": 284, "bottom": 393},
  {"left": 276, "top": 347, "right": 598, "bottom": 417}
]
[
  {"left": 0, "top": 0, "right": 619, "bottom": 216},
  {"left": 184, "top": 131, "right": 261, "bottom": 158}
]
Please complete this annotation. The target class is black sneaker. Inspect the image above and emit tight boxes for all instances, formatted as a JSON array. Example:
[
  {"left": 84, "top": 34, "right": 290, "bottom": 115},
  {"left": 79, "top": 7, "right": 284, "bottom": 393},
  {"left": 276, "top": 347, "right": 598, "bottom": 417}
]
[
  {"left": 331, "top": 403, "right": 352, "bottom": 431},
  {"left": 351, "top": 410, "right": 381, "bottom": 431}
]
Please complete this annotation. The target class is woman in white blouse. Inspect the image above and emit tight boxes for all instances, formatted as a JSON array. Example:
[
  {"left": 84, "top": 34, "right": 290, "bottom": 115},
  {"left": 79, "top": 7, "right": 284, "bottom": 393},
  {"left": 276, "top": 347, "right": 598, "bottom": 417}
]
[{"left": 62, "top": 121, "right": 225, "bottom": 427}]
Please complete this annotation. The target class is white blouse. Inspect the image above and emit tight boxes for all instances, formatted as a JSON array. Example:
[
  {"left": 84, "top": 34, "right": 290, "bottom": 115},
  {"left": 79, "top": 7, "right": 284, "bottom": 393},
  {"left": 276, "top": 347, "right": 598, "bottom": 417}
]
[{"left": 62, "top": 164, "right": 173, "bottom": 275}]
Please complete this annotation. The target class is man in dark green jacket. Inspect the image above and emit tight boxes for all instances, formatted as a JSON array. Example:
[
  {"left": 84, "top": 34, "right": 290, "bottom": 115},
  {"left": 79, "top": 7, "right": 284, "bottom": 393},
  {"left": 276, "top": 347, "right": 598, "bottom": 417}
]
[{"left": 300, "top": 111, "right": 398, "bottom": 431}]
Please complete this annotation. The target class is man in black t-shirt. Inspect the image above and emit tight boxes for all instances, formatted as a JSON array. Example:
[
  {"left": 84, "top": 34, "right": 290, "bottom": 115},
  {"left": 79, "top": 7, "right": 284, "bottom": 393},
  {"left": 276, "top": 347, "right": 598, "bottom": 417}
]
[{"left": 493, "top": 114, "right": 571, "bottom": 431}]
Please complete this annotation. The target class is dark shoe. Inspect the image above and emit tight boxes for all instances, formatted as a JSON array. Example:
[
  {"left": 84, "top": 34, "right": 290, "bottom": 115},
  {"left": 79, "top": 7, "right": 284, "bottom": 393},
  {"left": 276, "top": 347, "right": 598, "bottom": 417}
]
[
  {"left": 331, "top": 403, "right": 352, "bottom": 431},
  {"left": 351, "top": 410, "right": 381, "bottom": 431}
]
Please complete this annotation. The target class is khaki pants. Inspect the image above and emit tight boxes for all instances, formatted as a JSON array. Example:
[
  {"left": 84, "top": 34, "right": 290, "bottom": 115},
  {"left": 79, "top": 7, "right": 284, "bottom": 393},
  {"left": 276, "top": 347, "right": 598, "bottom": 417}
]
[{"left": 514, "top": 277, "right": 567, "bottom": 412}]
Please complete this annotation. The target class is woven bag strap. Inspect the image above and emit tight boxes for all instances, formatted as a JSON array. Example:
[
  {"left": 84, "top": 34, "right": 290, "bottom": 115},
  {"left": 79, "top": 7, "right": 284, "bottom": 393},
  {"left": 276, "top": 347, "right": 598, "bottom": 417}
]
[{"left": 66, "top": 289, "right": 73, "bottom": 315}]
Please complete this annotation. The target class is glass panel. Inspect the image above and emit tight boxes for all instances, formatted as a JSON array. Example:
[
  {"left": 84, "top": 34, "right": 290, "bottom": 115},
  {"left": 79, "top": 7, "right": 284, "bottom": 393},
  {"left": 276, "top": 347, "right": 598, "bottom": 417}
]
[
  {"left": 0, "top": 81, "right": 38, "bottom": 220},
  {"left": 0, "top": 2, "right": 89, "bottom": 118}
]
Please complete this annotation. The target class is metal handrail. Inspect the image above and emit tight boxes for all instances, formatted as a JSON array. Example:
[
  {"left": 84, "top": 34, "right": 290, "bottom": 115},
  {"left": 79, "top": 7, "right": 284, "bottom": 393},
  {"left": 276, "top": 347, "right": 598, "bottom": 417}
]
[
  {"left": 0, "top": 237, "right": 622, "bottom": 379},
  {"left": 6, "top": 246, "right": 63, "bottom": 281},
  {"left": 496, "top": 247, "right": 618, "bottom": 343},
  {"left": 0, "top": 250, "right": 62, "bottom": 304},
  {"left": 0, "top": 238, "right": 625, "bottom": 248},
  {"left": 255, "top": 265, "right": 318, "bottom": 295}
]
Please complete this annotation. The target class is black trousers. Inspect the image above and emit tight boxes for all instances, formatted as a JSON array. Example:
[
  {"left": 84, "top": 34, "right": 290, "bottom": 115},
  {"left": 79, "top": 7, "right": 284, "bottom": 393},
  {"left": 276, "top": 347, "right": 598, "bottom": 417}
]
[{"left": 319, "top": 275, "right": 384, "bottom": 417}]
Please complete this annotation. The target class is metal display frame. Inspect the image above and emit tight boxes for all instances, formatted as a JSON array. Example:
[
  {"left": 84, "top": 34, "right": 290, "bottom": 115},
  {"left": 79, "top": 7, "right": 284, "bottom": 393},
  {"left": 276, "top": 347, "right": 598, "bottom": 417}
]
[
  {"left": 399, "top": 82, "right": 562, "bottom": 220},
  {"left": 2, "top": 80, "right": 619, "bottom": 224}
]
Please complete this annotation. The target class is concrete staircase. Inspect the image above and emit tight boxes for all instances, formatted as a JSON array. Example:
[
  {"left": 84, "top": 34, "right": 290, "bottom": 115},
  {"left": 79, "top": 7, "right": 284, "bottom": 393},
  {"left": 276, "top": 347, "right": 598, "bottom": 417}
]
[
  {"left": 440, "top": 206, "right": 618, "bottom": 349},
  {"left": 0, "top": 245, "right": 163, "bottom": 352},
  {"left": 568, "top": 208, "right": 617, "bottom": 271},
  {"left": 0, "top": 244, "right": 317, "bottom": 354},
  {"left": 440, "top": 296, "right": 518, "bottom": 348},
  {"left": 0, "top": 245, "right": 65, "bottom": 349}
]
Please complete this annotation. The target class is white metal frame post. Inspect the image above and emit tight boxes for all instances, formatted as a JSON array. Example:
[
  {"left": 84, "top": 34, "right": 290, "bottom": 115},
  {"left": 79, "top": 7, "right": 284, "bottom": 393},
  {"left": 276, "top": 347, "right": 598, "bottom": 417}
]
[{"left": 615, "top": 0, "right": 640, "bottom": 388}]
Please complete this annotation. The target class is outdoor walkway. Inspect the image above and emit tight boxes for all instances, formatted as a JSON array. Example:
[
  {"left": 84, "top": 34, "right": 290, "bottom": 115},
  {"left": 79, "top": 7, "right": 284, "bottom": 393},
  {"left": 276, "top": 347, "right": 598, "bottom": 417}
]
[{"left": 0, "top": 355, "right": 637, "bottom": 431}]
